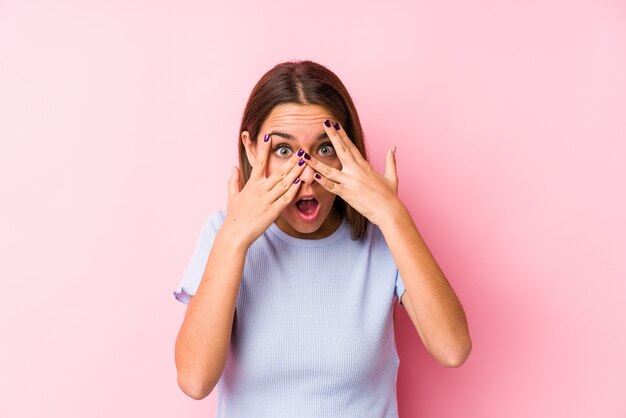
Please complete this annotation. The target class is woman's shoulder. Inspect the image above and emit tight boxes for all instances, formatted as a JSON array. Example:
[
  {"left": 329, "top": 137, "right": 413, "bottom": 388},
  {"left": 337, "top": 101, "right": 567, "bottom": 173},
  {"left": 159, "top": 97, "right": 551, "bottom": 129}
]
[
  {"left": 363, "top": 220, "right": 383, "bottom": 240},
  {"left": 363, "top": 221, "right": 393, "bottom": 250},
  {"left": 200, "top": 209, "right": 227, "bottom": 235}
]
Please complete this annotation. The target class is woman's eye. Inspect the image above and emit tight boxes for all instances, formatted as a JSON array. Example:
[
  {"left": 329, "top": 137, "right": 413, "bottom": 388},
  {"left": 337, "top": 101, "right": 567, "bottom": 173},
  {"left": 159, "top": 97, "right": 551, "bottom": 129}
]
[
  {"left": 274, "top": 145, "right": 292, "bottom": 158},
  {"left": 318, "top": 143, "right": 335, "bottom": 157}
]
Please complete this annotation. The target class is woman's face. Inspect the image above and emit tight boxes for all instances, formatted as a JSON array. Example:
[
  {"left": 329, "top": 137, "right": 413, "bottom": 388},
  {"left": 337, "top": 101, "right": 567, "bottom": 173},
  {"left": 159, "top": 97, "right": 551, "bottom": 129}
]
[{"left": 242, "top": 103, "right": 344, "bottom": 239}]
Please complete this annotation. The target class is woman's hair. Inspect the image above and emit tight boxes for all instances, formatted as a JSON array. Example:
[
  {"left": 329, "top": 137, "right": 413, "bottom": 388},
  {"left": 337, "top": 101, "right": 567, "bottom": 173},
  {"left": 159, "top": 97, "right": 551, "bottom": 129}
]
[{"left": 238, "top": 60, "right": 370, "bottom": 240}]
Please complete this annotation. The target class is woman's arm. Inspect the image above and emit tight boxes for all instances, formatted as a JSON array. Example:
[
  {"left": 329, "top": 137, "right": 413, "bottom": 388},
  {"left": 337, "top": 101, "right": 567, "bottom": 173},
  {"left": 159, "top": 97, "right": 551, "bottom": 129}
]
[
  {"left": 174, "top": 134, "right": 306, "bottom": 399},
  {"left": 299, "top": 120, "right": 471, "bottom": 367},
  {"left": 174, "top": 227, "right": 248, "bottom": 400},
  {"left": 381, "top": 199, "right": 472, "bottom": 367}
]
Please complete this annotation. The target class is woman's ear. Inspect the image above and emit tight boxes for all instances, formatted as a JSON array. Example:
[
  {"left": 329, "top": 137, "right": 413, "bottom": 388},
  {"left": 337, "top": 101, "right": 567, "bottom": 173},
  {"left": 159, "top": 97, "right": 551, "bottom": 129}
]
[{"left": 241, "top": 131, "right": 257, "bottom": 167}]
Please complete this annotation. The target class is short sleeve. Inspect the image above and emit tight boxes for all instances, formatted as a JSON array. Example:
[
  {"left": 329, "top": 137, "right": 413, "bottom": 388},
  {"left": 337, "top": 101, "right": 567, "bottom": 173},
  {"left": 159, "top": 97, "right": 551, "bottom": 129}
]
[
  {"left": 173, "top": 210, "right": 226, "bottom": 305},
  {"left": 396, "top": 269, "right": 407, "bottom": 306}
]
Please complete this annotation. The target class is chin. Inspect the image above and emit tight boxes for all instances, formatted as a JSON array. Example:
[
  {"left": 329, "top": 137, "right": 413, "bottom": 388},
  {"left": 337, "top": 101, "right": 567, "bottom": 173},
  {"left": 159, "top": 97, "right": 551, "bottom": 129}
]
[{"left": 286, "top": 212, "right": 326, "bottom": 232}]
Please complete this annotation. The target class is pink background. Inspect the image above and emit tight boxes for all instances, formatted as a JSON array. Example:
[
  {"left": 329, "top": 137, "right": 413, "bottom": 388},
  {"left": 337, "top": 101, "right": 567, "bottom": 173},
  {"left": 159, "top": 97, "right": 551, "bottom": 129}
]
[{"left": 1, "top": 1, "right": 625, "bottom": 417}]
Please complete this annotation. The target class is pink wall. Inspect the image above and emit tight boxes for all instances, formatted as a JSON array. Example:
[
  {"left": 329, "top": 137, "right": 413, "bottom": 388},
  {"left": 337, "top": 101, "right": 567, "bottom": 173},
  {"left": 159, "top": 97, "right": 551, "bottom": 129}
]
[{"left": 1, "top": 1, "right": 624, "bottom": 417}]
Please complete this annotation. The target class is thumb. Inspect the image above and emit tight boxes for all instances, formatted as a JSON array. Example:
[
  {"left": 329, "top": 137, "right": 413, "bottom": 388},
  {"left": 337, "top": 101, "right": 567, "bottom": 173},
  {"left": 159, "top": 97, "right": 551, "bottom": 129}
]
[
  {"left": 228, "top": 166, "right": 241, "bottom": 199},
  {"left": 384, "top": 146, "right": 398, "bottom": 194},
  {"left": 384, "top": 146, "right": 397, "bottom": 180}
]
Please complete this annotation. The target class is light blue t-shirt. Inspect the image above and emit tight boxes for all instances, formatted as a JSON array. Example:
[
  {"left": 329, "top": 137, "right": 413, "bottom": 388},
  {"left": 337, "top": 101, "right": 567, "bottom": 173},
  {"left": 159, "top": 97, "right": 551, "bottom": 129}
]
[{"left": 174, "top": 210, "right": 407, "bottom": 418}]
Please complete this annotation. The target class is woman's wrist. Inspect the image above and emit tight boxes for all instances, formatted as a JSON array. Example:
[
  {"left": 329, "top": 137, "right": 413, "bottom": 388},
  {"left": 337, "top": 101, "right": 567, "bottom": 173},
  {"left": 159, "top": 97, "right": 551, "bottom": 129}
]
[
  {"left": 375, "top": 197, "right": 412, "bottom": 233},
  {"left": 216, "top": 222, "right": 251, "bottom": 254}
]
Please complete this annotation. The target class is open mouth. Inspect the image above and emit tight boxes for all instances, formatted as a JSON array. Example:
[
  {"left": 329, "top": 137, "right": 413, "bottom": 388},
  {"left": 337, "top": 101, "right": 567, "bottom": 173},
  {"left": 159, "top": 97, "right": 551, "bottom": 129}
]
[
  {"left": 296, "top": 198, "right": 318, "bottom": 214},
  {"left": 295, "top": 197, "right": 320, "bottom": 221}
]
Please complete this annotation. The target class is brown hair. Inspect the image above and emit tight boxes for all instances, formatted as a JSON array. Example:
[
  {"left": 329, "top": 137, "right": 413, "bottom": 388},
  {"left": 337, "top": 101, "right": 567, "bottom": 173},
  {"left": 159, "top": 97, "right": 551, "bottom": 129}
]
[{"left": 237, "top": 60, "right": 370, "bottom": 240}]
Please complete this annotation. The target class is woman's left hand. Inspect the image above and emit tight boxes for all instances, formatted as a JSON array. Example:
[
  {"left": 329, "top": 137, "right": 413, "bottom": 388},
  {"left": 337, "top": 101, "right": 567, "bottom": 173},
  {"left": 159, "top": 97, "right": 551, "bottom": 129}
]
[{"left": 305, "top": 119, "right": 401, "bottom": 226}]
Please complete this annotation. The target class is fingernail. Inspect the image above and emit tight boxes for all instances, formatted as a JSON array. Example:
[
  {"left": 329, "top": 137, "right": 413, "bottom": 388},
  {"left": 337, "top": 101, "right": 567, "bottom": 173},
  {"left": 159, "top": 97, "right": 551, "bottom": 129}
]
[
  {"left": 297, "top": 148, "right": 304, "bottom": 157},
  {"left": 324, "top": 119, "right": 331, "bottom": 127},
  {"left": 264, "top": 134, "right": 270, "bottom": 142},
  {"left": 315, "top": 173, "right": 322, "bottom": 180},
  {"left": 304, "top": 152, "right": 311, "bottom": 160},
  {"left": 333, "top": 122, "right": 340, "bottom": 130},
  {"left": 294, "top": 177, "right": 300, "bottom": 184},
  {"left": 298, "top": 159, "right": 305, "bottom": 166}
]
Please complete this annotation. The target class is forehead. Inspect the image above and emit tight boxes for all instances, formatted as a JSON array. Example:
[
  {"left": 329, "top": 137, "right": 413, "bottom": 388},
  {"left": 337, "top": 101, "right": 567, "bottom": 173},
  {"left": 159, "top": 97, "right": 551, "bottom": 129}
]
[{"left": 261, "top": 103, "right": 334, "bottom": 133}]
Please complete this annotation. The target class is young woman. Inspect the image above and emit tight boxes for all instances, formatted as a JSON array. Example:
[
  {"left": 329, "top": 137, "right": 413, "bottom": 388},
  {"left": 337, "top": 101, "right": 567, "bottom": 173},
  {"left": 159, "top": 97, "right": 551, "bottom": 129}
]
[{"left": 173, "top": 60, "right": 471, "bottom": 417}]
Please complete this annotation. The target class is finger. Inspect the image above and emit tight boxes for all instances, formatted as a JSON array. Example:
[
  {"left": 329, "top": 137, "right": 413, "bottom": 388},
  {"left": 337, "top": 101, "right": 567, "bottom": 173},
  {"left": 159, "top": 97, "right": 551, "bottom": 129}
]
[
  {"left": 271, "top": 167, "right": 304, "bottom": 211},
  {"left": 267, "top": 153, "right": 307, "bottom": 203},
  {"left": 385, "top": 146, "right": 397, "bottom": 181},
  {"left": 228, "top": 166, "right": 240, "bottom": 199},
  {"left": 322, "top": 119, "right": 356, "bottom": 166},
  {"left": 265, "top": 148, "right": 305, "bottom": 190},
  {"left": 329, "top": 120, "right": 364, "bottom": 162},
  {"left": 385, "top": 146, "right": 399, "bottom": 194},
  {"left": 311, "top": 170, "right": 343, "bottom": 197},
  {"left": 304, "top": 154, "right": 347, "bottom": 185},
  {"left": 250, "top": 133, "right": 273, "bottom": 181}
]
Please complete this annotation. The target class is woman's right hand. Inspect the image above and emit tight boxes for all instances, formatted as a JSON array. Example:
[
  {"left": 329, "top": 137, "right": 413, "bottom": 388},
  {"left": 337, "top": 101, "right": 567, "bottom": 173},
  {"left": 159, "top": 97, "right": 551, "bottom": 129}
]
[{"left": 222, "top": 134, "right": 306, "bottom": 249}]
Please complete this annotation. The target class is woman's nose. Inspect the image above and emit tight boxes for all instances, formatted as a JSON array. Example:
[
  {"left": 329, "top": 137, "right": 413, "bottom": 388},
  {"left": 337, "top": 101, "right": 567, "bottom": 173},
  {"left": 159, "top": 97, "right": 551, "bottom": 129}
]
[{"left": 298, "top": 160, "right": 318, "bottom": 184}]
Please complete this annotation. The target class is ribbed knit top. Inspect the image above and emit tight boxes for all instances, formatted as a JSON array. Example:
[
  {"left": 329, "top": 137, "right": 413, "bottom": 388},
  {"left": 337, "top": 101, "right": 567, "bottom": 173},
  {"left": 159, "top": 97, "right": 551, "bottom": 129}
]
[{"left": 174, "top": 210, "right": 407, "bottom": 418}]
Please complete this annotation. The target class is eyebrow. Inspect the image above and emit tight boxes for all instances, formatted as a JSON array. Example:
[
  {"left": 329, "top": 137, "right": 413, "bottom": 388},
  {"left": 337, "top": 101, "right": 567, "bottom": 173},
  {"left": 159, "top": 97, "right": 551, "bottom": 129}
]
[{"left": 268, "top": 131, "right": 329, "bottom": 141}]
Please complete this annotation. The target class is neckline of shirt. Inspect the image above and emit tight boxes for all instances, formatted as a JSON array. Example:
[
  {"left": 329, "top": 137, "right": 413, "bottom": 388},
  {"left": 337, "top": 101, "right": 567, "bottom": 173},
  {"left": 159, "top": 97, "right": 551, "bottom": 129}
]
[{"left": 267, "top": 216, "right": 350, "bottom": 247}]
